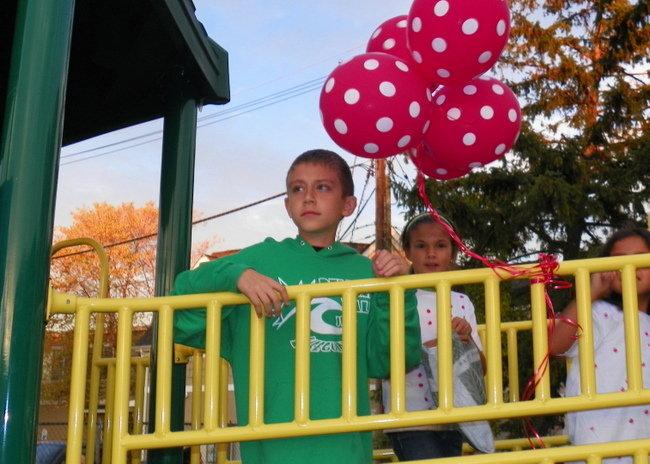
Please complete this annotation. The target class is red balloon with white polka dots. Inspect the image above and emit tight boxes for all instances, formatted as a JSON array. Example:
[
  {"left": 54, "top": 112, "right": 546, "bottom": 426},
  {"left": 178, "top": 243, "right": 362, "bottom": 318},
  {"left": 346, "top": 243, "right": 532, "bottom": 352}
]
[
  {"left": 407, "top": 0, "right": 510, "bottom": 86},
  {"left": 424, "top": 77, "right": 521, "bottom": 170},
  {"left": 366, "top": 15, "right": 414, "bottom": 66},
  {"left": 319, "top": 52, "right": 432, "bottom": 159},
  {"left": 409, "top": 143, "right": 471, "bottom": 180}
]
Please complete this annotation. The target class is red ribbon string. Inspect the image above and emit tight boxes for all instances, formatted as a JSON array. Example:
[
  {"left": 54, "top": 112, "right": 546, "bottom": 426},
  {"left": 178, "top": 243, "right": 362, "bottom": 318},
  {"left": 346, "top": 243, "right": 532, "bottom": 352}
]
[{"left": 416, "top": 172, "right": 580, "bottom": 448}]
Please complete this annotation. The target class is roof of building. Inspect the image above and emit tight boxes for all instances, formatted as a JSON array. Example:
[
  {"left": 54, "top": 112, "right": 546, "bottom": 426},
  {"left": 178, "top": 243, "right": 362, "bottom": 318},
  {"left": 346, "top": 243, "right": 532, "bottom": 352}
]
[{"left": 1, "top": 0, "right": 229, "bottom": 145}]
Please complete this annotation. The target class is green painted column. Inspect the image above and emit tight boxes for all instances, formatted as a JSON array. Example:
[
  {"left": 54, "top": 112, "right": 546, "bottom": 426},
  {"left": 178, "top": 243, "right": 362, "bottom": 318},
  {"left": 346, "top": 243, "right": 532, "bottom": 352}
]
[
  {"left": 148, "top": 89, "right": 197, "bottom": 463},
  {"left": 0, "top": 1, "right": 76, "bottom": 463}
]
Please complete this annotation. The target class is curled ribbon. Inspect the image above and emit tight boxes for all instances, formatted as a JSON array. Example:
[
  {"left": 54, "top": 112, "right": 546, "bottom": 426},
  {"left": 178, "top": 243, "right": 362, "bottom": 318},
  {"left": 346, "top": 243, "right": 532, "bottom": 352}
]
[{"left": 416, "top": 172, "right": 581, "bottom": 448}]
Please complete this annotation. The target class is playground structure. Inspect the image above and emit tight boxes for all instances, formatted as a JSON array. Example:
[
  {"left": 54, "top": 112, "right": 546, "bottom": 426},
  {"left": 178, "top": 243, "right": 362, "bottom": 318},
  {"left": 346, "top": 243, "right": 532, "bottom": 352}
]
[
  {"left": 46, "top": 246, "right": 650, "bottom": 464},
  {"left": 1, "top": 2, "right": 227, "bottom": 463},
  {"left": 2, "top": 2, "right": 650, "bottom": 463}
]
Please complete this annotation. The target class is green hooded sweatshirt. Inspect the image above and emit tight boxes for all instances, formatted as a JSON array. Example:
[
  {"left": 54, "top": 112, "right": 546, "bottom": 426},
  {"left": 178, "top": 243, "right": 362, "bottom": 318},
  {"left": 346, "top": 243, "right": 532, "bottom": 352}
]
[{"left": 173, "top": 236, "right": 421, "bottom": 464}]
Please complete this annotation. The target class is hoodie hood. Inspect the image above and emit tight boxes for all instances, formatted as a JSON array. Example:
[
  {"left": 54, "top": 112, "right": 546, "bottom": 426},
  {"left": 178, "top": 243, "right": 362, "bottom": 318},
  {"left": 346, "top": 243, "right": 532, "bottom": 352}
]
[{"left": 272, "top": 236, "right": 361, "bottom": 259}]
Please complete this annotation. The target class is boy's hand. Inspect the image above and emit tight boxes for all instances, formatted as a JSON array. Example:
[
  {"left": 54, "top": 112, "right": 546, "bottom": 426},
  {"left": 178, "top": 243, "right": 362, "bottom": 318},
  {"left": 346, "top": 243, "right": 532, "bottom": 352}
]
[
  {"left": 237, "top": 269, "right": 290, "bottom": 318},
  {"left": 451, "top": 316, "right": 472, "bottom": 344},
  {"left": 372, "top": 250, "right": 410, "bottom": 277}
]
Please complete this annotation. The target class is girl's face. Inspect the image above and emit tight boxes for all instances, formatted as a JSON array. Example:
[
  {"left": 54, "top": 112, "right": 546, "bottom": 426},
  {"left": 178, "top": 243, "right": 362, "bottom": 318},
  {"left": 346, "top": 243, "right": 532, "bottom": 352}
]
[
  {"left": 609, "top": 236, "right": 650, "bottom": 296},
  {"left": 405, "top": 222, "right": 455, "bottom": 274}
]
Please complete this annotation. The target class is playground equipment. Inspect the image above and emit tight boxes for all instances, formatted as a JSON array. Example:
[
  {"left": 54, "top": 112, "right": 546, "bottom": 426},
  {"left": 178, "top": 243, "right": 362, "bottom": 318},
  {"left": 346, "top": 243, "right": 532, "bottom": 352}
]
[
  {"left": 1, "top": 2, "right": 228, "bottom": 463},
  {"left": 3, "top": 1, "right": 650, "bottom": 463},
  {"left": 47, "top": 247, "right": 650, "bottom": 463}
]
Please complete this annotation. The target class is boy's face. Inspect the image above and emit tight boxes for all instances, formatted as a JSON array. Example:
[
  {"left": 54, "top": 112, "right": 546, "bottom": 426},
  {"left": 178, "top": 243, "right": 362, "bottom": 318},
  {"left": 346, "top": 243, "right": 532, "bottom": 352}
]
[{"left": 285, "top": 162, "right": 356, "bottom": 246}]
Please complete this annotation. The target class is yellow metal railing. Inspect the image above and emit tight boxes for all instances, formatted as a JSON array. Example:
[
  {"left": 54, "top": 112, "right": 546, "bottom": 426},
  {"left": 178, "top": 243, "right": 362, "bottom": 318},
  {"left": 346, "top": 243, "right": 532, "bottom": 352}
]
[
  {"left": 50, "top": 238, "right": 112, "bottom": 464},
  {"left": 50, "top": 239, "right": 152, "bottom": 464},
  {"left": 182, "top": 320, "right": 568, "bottom": 464},
  {"left": 48, "top": 253, "right": 650, "bottom": 463}
]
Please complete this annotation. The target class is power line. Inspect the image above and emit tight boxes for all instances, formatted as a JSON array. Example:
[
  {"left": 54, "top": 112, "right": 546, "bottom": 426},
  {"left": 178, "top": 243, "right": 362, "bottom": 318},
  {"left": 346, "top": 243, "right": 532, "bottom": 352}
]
[
  {"left": 196, "top": 81, "right": 324, "bottom": 129},
  {"left": 52, "top": 191, "right": 286, "bottom": 259},
  {"left": 228, "top": 44, "right": 362, "bottom": 98},
  {"left": 197, "top": 77, "right": 326, "bottom": 123},
  {"left": 60, "top": 138, "right": 162, "bottom": 166},
  {"left": 60, "top": 77, "right": 326, "bottom": 164},
  {"left": 53, "top": 161, "right": 371, "bottom": 258}
]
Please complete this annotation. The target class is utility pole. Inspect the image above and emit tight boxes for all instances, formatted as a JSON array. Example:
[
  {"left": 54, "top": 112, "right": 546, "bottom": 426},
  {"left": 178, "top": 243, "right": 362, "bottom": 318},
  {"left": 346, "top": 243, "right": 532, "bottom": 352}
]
[{"left": 375, "top": 158, "right": 392, "bottom": 251}]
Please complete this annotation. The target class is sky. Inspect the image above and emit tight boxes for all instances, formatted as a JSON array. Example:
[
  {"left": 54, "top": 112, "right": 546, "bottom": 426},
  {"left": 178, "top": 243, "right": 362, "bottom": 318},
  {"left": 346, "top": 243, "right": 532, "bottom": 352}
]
[{"left": 55, "top": 0, "right": 420, "bottom": 253}]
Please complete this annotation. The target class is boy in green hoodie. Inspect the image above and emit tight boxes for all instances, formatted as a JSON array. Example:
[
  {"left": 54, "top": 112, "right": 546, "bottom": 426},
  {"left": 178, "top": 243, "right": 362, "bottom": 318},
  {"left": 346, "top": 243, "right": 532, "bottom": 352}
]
[{"left": 173, "top": 149, "right": 421, "bottom": 464}]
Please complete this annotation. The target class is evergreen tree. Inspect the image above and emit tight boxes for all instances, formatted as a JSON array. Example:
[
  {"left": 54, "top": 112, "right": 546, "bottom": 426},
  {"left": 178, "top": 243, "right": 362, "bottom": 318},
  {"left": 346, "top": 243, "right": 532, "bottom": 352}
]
[{"left": 394, "top": 0, "right": 649, "bottom": 262}]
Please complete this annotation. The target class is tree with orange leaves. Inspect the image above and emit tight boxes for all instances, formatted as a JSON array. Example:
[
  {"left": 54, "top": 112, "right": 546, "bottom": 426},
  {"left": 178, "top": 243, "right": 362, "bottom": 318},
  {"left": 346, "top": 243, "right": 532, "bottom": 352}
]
[
  {"left": 50, "top": 201, "right": 211, "bottom": 299},
  {"left": 42, "top": 202, "right": 213, "bottom": 405}
]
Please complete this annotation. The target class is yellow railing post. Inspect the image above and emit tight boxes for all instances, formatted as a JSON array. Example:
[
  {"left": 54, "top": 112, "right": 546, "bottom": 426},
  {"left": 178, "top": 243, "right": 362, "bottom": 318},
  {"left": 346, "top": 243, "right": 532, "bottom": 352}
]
[
  {"left": 575, "top": 268, "right": 597, "bottom": 397},
  {"left": 217, "top": 360, "right": 231, "bottom": 464},
  {"left": 506, "top": 327, "right": 520, "bottom": 402},
  {"left": 204, "top": 300, "right": 223, "bottom": 431},
  {"left": 112, "top": 307, "right": 134, "bottom": 464},
  {"left": 436, "top": 281, "right": 454, "bottom": 410},
  {"left": 64, "top": 306, "right": 90, "bottom": 464},
  {"left": 621, "top": 264, "right": 643, "bottom": 392},
  {"left": 190, "top": 350, "right": 203, "bottom": 464},
  {"left": 248, "top": 305, "right": 265, "bottom": 428},
  {"left": 103, "top": 362, "right": 116, "bottom": 464},
  {"left": 132, "top": 358, "right": 147, "bottom": 464},
  {"left": 388, "top": 286, "right": 406, "bottom": 416},
  {"left": 341, "top": 288, "right": 358, "bottom": 421},
  {"left": 484, "top": 276, "right": 503, "bottom": 405},
  {"left": 530, "top": 281, "right": 551, "bottom": 400},
  {"left": 294, "top": 293, "right": 312, "bottom": 424},
  {"left": 51, "top": 237, "right": 110, "bottom": 464},
  {"left": 155, "top": 305, "right": 174, "bottom": 434}
]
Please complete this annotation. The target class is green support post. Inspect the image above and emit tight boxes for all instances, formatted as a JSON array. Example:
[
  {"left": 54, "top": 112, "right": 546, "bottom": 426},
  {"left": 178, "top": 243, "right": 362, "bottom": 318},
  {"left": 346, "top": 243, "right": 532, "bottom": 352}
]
[
  {"left": 148, "top": 88, "right": 198, "bottom": 463},
  {"left": 0, "top": 1, "right": 76, "bottom": 463}
]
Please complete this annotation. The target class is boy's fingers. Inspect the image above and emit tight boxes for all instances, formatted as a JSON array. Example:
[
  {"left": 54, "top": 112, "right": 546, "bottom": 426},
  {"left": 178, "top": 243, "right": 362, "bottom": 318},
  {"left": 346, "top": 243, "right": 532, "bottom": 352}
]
[
  {"left": 270, "top": 292, "right": 283, "bottom": 314},
  {"left": 372, "top": 250, "right": 390, "bottom": 268},
  {"left": 378, "top": 261, "right": 399, "bottom": 277},
  {"left": 271, "top": 280, "right": 290, "bottom": 306},
  {"left": 259, "top": 292, "right": 276, "bottom": 317}
]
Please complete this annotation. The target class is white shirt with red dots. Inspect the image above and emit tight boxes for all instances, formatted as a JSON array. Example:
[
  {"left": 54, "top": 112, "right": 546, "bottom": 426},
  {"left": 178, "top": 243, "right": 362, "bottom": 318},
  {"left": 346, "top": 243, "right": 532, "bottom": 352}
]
[
  {"left": 563, "top": 300, "right": 650, "bottom": 463},
  {"left": 382, "top": 290, "right": 482, "bottom": 431}
]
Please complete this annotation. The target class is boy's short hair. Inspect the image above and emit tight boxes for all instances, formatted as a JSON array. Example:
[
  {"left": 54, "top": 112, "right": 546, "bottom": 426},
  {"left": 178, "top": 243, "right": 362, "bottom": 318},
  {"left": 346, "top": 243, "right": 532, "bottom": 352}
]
[{"left": 287, "top": 149, "right": 355, "bottom": 197}]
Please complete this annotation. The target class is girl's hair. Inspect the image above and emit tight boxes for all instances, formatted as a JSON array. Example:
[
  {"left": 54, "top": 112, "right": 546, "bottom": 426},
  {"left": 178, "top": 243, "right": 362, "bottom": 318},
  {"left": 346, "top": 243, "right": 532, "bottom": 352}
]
[
  {"left": 600, "top": 227, "right": 650, "bottom": 313},
  {"left": 400, "top": 212, "right": 458, "bottom": 257},
  {"left": 600, "top": 227, "right": 650, "bottom": 258}
]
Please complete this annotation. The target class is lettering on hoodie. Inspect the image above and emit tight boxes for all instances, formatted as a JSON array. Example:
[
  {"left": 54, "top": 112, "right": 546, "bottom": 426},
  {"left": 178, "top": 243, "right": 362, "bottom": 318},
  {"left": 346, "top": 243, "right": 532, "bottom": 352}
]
[{"left": 275, "top": 276, "right": 371, "bottom": 353}]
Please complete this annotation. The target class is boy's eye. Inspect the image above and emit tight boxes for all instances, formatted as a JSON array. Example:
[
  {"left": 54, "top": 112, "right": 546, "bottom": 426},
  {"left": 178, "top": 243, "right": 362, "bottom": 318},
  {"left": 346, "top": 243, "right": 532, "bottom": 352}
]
[
  {"left": 291, "top": 185, "right": 305, "bottom": 193},
  {"left": 316, "top": 183, "right": 331, "bottom": 191}
]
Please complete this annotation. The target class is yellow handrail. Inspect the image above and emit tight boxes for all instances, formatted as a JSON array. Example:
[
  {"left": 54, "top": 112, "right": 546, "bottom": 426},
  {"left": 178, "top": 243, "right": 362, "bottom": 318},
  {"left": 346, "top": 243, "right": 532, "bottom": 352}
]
[
  {"left": 50, "top": 238, "right": 110, "bottom": 464},
  {"left": 48, "top": 252, "right": 650, "bottom": 463}
]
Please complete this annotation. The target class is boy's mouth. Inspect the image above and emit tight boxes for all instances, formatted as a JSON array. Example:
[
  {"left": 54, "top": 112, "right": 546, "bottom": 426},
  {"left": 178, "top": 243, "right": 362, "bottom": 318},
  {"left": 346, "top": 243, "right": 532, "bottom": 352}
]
[{"left": 301, "top": 211, "right": 320, "bottom": 217}]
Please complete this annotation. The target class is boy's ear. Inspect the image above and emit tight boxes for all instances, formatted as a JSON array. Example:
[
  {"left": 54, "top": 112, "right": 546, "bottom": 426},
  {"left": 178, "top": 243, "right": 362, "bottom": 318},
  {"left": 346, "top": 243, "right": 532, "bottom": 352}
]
[
  {"left": 284, "top": 196, "right": 291, "bottom": 217},
  {"left": 342, "top": 195, "right": 357, "bottom": 218}
]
